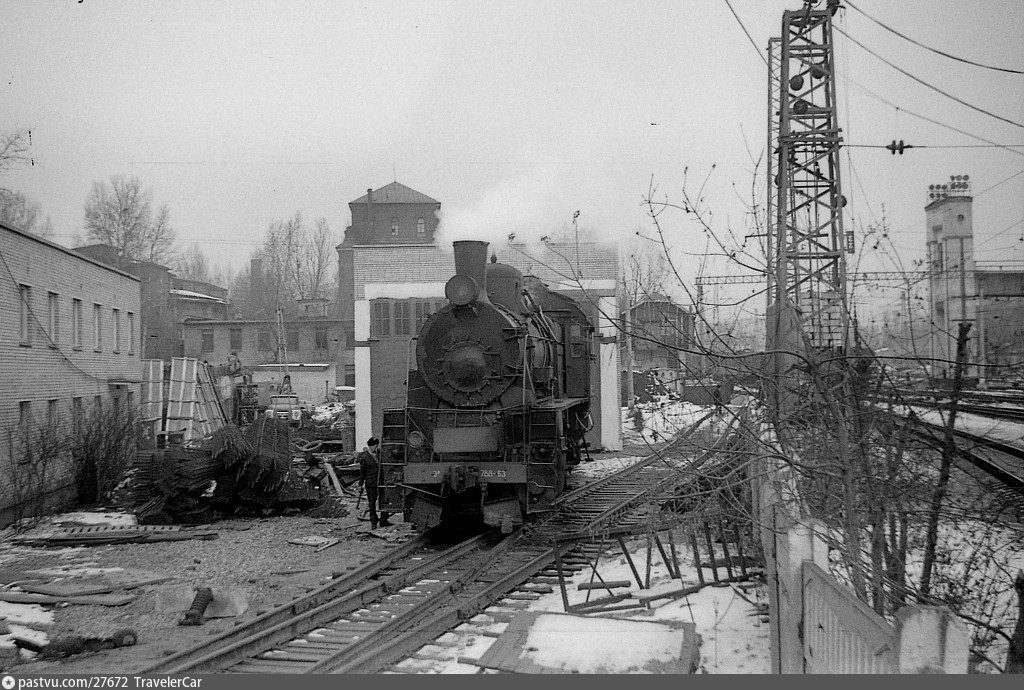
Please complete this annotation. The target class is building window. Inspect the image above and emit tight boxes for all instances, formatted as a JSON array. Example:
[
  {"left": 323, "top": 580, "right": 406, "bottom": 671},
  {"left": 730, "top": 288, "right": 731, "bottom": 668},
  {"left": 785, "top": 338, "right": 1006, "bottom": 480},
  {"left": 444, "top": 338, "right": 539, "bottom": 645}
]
[
  {"left": 19, "top": 285, "right": 31, "bottom": 344},
  {"left": 200, "top": 328, "right": 215, "bottom": 353},
  {"left": 371, "top": 301, "right": 391, "bottom": 337},
  {"left": 417, "top": 217, "right": 425, "bottom": 236},
  {"left": 395, "top": 301, "right": 411, "bottom": 336},
  {"left": 72, "top": 299, "right": 83, "bottom": 348},
  {"left": 19, "top": 400, "right": 32, "bottom": 440},
  {"left": 391, "top": 217, "right": 399, "bottom": 236},
  {"left": 287, "top": 328, "right": 300, "bottom": 352},
  {"left": 113, "top": 308, "right": 122, "bottom": 352},
  {"left": 94, "top": 395, "right": 103, "bottom": 416},
  {"left": 48, "top": 399, "right": 58, "bottom": 429},
  {"left": 113, "top": 393, "right": 120, "bottom": 420},
  {"left": 126, "top": 391, "right": 135, "bottom": 417},
  {"left": 127, "top": 312, "right": 135, "bottom": 353},
  {"left": 93, "top": 303, "right": 102, "bottom": 350},
  {"left": 48, "top": 292, "right": 59, "bottom": 346},
  {"left": 314, "top": 326, "right": 328, "bottom": 350},
  {"left": 229, "top": 328, "right": 243, "bottom": 351},
  {"left": 258, "top": 328, "right": 274, "bottom": 352},
  {"left": 72, "top": 397, "right": 83, "bottom": 435}
]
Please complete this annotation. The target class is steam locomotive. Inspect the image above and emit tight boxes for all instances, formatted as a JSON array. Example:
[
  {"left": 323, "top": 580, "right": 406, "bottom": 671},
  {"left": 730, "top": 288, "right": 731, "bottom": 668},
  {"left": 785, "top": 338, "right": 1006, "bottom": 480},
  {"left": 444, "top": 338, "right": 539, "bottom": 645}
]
[{"left": 379, "top": 240, "right": 594, "bottom": 532}]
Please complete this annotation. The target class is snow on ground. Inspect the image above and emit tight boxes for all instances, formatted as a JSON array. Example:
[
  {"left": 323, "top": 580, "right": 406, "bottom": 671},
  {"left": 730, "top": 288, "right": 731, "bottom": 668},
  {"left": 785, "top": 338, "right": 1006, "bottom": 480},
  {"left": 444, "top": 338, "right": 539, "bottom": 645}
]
[
  {"left": 622, "top": 398, "right": 710, "bottom": 446},
  {"left": 524, "top": 614, "right": 687, "bottom": 673},
  {"left": 402, "top": 533, "right": 770, "bottom": 674},
  {"left": 0, "top": 510, "right": 138, "bottom": 658},
  {"left": 905, "top": 406, "right": 1024, "bottom": 448},
  {"left": 573, "top": 455, "right": 647, "bottom": 481}
]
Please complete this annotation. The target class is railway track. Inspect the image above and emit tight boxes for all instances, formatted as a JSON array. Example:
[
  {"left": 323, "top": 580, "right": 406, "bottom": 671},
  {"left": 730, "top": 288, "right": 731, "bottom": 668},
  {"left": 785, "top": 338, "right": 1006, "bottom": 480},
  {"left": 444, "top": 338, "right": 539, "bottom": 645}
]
[
  {"left": 141, "top": 409, "right": 739, "bottom": 674},
  {"left": 896, "top": 416, "right": 1024, "bottom": 491}
]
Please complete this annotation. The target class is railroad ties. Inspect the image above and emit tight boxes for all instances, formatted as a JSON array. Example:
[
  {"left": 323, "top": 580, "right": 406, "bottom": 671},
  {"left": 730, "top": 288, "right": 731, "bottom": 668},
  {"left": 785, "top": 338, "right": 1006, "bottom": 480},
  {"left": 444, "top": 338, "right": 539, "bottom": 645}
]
[{"left": 144, "top": 410, "right": 752, "bottom": 674}]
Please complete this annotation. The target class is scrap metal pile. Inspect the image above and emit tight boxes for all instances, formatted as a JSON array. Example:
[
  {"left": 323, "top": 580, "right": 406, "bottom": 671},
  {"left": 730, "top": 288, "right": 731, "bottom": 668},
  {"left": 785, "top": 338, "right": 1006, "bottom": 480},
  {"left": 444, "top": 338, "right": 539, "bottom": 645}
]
[
  {"left": 129, "top": 358, "right": 317, "bottom": 524},
  {"left": 131, "top": 418, "right": 317, "bottom": 524}
]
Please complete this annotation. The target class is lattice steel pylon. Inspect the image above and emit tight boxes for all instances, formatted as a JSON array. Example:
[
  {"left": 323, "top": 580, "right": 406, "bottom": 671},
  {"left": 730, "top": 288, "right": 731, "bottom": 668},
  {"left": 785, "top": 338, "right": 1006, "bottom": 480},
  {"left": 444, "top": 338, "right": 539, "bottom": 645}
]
[{"left": 768, "top": 1, "right": 850, "bottom": 359}]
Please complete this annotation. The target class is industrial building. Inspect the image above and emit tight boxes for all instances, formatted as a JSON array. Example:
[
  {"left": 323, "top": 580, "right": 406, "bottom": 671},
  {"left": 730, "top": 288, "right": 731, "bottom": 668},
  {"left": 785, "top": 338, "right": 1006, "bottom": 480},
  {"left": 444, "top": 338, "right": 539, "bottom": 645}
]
[
  {"left": 925, "top": 176, "right": 1024, "bottom": 382},
  {"left": 0, "top": 223, "right": 141, "bottom": 526}
]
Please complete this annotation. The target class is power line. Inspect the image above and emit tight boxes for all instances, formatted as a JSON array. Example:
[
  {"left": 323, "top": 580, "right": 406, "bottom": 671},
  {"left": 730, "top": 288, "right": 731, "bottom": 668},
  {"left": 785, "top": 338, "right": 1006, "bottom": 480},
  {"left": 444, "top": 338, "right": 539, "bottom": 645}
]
[
  {"left": 835, "top": 25, "right": 1024, "bottom": 130},
  {"left": 841, "top": 74, "right": 1024, "bottom": 159},
  {"left": 722, "top": 0, "right": 768, "bottom": 67},
  {"left": 845, "top": 143, "right": 1024, "bottom": 150},
  {"left": 845, "top": 0, "right": 1024, "bottom": 76},
  {"left": 835, "top": 24, "right": 1024, "bottom": 130}
]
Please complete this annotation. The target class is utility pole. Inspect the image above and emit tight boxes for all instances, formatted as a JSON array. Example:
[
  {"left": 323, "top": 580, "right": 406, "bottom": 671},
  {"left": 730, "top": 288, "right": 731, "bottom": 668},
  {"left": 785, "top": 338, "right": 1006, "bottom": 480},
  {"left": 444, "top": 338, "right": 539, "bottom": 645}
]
[
  {"left": 623, "top": 280, "right": 635, "bottom": 410},
  {"left": 766, "top": 0, "right": 849, "bottom": 419}
]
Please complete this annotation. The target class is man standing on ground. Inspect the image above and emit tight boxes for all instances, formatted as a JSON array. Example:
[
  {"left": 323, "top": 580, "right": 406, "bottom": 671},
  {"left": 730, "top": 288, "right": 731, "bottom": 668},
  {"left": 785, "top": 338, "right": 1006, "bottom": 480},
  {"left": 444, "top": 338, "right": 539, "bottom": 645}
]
[{"left": 357, "top": 437, "right": 391, "bottom": 529}]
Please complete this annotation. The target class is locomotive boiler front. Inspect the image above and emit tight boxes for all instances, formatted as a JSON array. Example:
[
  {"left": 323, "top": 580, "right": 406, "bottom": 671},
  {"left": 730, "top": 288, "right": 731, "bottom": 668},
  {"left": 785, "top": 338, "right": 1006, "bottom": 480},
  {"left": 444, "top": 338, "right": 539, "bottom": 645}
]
[{"left": 416, "top": 240, "right": 524, "bottom": 408}]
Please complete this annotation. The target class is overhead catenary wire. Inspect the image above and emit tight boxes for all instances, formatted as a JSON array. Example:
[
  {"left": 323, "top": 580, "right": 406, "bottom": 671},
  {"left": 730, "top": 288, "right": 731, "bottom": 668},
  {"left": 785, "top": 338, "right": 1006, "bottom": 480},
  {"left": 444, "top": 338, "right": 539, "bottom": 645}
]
[
  {"left": 842, "top": 76, "right": 1024, "bottom": 160},
  {"left": 722, "top": 0, "right": 768, "bottom": 67},
  {"left": 845, "top": 144, "right": 1024, "bottom": 150},
  {"left": 845, "top": 0, "right": 1024, "bottom": 75},
  {"left": 835, "top": 25, "right": 1024, "bottom": 130}
]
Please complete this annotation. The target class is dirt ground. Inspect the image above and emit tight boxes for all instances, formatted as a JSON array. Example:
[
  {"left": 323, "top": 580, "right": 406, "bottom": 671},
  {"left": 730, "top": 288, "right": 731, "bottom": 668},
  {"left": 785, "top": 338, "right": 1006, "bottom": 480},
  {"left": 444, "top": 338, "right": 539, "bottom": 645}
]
[
  {"left": 1, "top": 446, "right": 651, "bottom": 675},
  {"left": 1, "top": 509, "right": 415, "bottom": 674}
]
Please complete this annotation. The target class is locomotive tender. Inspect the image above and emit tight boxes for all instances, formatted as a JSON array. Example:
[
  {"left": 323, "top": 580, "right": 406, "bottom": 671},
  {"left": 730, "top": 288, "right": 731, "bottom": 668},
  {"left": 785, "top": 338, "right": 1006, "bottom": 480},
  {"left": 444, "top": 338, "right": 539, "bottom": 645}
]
[{"left": 379, "top": 240, "right": 594, "bottom": 532}]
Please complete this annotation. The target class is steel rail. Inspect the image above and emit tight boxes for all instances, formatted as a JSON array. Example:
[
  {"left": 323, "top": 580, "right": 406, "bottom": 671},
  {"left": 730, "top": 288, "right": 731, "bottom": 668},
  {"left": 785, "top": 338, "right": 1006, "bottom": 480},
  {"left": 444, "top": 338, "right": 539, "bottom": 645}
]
[
  {"left": 150, "top": 410, "right": 746, "bottom": 674},
  {"left": 139, "top": 532, "right": 485, "bottom": 674},
  {"left": 552, "top": 417, "right": 742, "bottom": 542},
  {"left": 553, "top": 409, "right": 719, "bottom": 507},
  {"left": 302, "top": 530, "right": 530, "bottom": 673},
  {"left": 322, "top": 412, "right": 742, "bottom": 674},
  {"left": 322, "top": 546, "right": 559, "bottom": 673},
  {"left": 895, "top": 416, "right": 1024, "bottom": 490}
]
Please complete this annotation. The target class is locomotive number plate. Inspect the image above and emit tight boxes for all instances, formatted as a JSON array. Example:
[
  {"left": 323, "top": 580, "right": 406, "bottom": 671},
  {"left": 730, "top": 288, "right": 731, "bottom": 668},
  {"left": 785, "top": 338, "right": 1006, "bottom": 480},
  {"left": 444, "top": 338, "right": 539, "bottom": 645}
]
[{"left": 404, "top": 463, "right": 527, "bottom": 484}]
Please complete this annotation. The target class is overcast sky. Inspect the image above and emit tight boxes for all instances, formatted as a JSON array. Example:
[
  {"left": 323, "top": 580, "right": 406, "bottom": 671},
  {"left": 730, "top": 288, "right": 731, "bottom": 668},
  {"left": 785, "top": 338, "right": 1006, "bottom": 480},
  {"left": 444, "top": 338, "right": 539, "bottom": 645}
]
[{"left": 2, "top": 0, "right": 1022, "bottom": 304}]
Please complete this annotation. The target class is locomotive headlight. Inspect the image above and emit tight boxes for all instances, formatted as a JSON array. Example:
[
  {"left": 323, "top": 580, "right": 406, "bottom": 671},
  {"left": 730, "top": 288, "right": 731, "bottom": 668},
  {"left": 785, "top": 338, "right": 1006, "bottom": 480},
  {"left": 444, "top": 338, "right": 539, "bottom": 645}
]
[
  {"left": 445, "top": 274, "right": 478, "bottom": 306},
  {"left": 408, "top": 430, "right": 425, "bottom": 448}
]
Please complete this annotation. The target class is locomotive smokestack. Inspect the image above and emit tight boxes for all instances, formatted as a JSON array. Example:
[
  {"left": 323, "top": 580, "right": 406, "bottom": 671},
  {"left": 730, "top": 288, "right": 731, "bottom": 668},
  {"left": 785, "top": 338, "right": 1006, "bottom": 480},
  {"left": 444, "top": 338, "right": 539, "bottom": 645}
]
[{"left": 449, "top": 240, "right": 490, "bottom": 304}]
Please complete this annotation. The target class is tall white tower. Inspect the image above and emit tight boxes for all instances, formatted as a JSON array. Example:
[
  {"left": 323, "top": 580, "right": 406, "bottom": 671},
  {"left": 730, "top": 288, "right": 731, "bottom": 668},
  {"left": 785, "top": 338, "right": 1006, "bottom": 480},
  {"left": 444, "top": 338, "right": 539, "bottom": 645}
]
[{"left": 925, "top": 175, "right": 976, "bottom": 378}]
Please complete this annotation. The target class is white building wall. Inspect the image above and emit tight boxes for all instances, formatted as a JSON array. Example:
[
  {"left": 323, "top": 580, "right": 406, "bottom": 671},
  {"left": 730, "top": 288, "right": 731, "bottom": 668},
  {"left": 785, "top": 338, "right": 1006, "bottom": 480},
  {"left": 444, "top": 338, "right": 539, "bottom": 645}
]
[
  {"left": 354, "top": 299, "right": 372, "bottom": 447},
  {"left": 599, "top": 295, "right": 623, "bottom": 451}
]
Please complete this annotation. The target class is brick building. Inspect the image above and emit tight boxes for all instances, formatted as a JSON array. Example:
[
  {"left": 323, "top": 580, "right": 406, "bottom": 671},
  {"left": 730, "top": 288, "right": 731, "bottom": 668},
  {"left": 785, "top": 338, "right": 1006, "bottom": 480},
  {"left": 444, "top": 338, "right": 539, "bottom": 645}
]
[
  {"left": 1, "top": 223, "right": 141, "bottom": 526},
  {"left": 337, "top": 182, "right": 441, "bottom": 385},
  {"left": 925, "top": 176, "right": 1024, "bottom": 381},
  {"left": 180, "top": 316, "right": 345, "bottom": 403},
  {"left": 72, "top": 244, "right": 228, "bottom": 360},
  {"left": 349, "top": 240, "right": 622, "bottom": 452}
]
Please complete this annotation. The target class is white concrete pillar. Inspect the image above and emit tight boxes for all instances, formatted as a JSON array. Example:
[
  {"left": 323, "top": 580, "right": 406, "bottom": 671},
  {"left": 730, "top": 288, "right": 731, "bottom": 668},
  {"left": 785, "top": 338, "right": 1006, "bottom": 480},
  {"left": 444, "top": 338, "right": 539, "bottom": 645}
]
[
  {"left": 894, "top": 606, "right": 969, "bottom": 674},
  {"left": 598, "top": 296, "right": 622, "bottom": 451},
  {"left": 354, "top": 299, "right": 372, "bottom": 446}
]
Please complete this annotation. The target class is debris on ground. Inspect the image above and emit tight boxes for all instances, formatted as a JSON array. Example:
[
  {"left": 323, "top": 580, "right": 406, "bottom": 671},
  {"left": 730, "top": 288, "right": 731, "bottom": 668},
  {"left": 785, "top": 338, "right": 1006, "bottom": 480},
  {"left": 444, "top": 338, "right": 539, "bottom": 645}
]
[
  {"left": 129, "top": 418, "right": 320, "bottom": 524},
  {"left": 287, "top": 535, "right": 340, "bottom": 551},
  {"left": 154, "top": 586, "right": 249, "bottom": 619},
  {"left": 13, "top": 628, "right": 137, "bottom": 660}
]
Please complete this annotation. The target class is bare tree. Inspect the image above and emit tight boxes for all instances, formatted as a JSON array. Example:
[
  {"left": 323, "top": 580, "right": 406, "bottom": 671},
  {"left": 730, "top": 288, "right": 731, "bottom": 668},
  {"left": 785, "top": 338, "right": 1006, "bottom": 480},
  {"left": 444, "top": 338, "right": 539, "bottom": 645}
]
[
  {"left": 83, "top": 174, "right": 176, "bottom": 265},
  {"left": 175, "top": 243, "right": 212, "bottom": 283},
  {"left": 0, "top": 188, "right": 53, "bottom": 237},
  {"left": 0, "top": 127, "right": 32, "bottom": 175},
  {"left": 256, "top": 212, "right": 337, "bottom": 308}
]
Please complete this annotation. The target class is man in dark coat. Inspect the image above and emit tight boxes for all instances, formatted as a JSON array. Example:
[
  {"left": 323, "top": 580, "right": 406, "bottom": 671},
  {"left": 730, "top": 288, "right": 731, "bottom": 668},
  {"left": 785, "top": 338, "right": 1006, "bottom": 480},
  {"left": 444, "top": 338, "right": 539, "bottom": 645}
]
[{"left": 358, "top": 437, "right": 391, "bottom": 529}]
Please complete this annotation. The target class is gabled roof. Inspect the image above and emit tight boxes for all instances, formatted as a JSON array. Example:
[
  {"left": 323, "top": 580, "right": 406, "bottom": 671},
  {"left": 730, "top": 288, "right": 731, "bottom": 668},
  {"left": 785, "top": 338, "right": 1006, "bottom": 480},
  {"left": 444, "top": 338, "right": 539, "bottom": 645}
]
[{"left": 350, "top": 182, "right": 439, "bottom": 205}]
